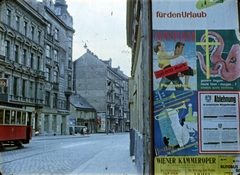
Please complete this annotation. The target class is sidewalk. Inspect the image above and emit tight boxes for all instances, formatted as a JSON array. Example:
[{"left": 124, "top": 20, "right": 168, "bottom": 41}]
[{"left": 31, "top": 133, "right": 90, "bottom": 141}]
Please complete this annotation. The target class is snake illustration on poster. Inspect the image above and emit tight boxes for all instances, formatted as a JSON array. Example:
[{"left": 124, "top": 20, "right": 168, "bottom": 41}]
[
  {"left": 154, "top": 90, "right": 198, "bottom": 156},
  {"left": 196, "top": 30, "right": 240, "bottom": 90}
]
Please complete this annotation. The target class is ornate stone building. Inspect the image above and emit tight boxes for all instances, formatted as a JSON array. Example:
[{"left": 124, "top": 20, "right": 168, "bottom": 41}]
[
  {"left": 0, "top": 0, "right": 75, "bottom": 136},
  {"left": 0, "top": 0, "right": 47, "bottom": 135},
  {"left": 26, "top": 0, "right": 75, "bottom": 135}
]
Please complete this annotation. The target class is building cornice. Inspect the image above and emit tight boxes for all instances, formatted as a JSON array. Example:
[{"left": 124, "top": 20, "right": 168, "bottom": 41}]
[
  {"left": 45, "top": 6, "right": 75, "bottom": 33},
  {"left": 15, "top": 0, "right": 48, "bottom": 26}
]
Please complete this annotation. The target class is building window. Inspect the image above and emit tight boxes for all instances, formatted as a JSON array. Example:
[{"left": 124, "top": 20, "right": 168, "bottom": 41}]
[
  {"left": 46, "top": 68, "right": 50, "bottom": 81},
  {"left": 54, "top": 28, "right": 59, "bottom": 40},
  {"left": 5, "top": 41, "right": 10, "bottom": 59},
  {"left": 46, "top": 45, "right": 50, "bottom": 58},
  {"left": 45, "top": 91, "right": 50, "bottom": 106},
  {"left": 13, "top": 77, "right": 17, "bottom": 96},
  {"left": 54, "top": 71, "right": 58, "bottom": 82},
  {"left": 37, "top": 56, "right": 41, "bottom": 70},
  {"left": 22, "top": 80, "right": 26, "bottom": 97},
  {"left": 56, "top": 7, "right": 61, "bottom": 15},
  {"left": 29, "top": 81, "right": 33, "bottom": 98},
  {"left": 59, "top": 100, "right": 62, "bottom": 108},
  {"left": 68, "top": 47, "right": 72, "bottom": 57},
  {"left": 68, "top": 75, "right": 71, "bottom": 90},
  {"left": 53, "top": 93, "right": 57, "bottom": 107},
  {"left": 54, "top": 50, "right": 58, "bottom": 62},
  {"left": 38, "top": 31, "right": 41, "bottom": 44},
  {"left": 39, "top": 84, "right": 42, "bottom": 99},
  {"left": 6, "top": 9, "right": 11, "bottom": 26},
  {"left": 31, "top": 27, "right": 34, "bottom": 40},
  {"left": 24, "top": 21, "right": 27, "bottom": 36},
  {"left": 47, "top": 23, "right": 51, "bottom": 35},
  {"left": 68, "top": 60, "right": 72, "bottom": 68},
  {"left": 14, "top": 45, "right": 19, "bottom": 63},
  {"left": 30, "top": 53, "right": 34, "bottom": 69},
  {"left": 16, "top": 16, "right": 20, "bottom": 31},
  {"left": 23, "top": 49, "right": 27, "bottom": 66},
  {"left": 4, "top": 75, "right": 8, "bottom": 93},
  {"left": 62, "top": 100, "right": 65, "bottom": 109}
]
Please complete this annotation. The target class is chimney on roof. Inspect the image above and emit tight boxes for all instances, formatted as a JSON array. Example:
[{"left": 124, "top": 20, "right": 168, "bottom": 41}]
[{"left": 109, "top": 58, "right": 112, "bottom": 67}]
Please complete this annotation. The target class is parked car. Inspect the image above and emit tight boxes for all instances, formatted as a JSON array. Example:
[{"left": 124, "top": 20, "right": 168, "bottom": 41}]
[{"left": 69, "top": 126, "right": 87, "bottom": 135}]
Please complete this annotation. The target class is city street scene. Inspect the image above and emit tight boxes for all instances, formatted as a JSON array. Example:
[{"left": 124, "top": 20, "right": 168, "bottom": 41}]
[
  {"left": 1, "top": 0, "right": 240, "bottom": 174},
  {"left": 0, "top": 133, "right": 138, "bottom": 175},
  {"left": 0, "top": 0, "right": 135, "bottom": 174}
]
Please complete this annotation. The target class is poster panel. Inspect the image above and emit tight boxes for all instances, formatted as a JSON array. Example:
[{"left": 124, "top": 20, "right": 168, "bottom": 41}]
[
  {"left": 152, "top": 0, "right": 240, "bottom": 174},
  {"left": 154, "top": 90, "right": 198, "bottom": 156},
  {"left": 97, "top": 113, "right": 106, "bottom": 132},
  {"left": 101, "top": 113, "right": 106, "bottom": 131},
  {"left": 196, "top": 30, "right": 240, "bottom": 90},
  {"left": 155, "top": 155, "right": 240, "bottom": 175},
  {"left": 153, "top": 30, "right": 197, "bottom": 91},
  {"left": 198, "top": 91, "right": 240, "bottom": 154}
]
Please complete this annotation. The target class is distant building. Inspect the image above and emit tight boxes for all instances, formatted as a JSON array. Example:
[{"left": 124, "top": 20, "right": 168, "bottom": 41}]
[
  {"left": 73, "top": 49, "right": 129, "bottom": 133},
  {"left": 69, "top": 93, "right": 97, "bottom": 133}
]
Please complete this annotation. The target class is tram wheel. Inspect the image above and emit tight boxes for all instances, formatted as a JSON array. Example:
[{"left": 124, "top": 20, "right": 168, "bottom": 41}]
[{"left": 14, "top": 141, "right": 22, "bottom": 147}]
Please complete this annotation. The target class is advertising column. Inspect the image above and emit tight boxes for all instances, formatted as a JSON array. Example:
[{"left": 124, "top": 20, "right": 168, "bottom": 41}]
[
  {"left": 151, "top": 0, "right": 240, "bottom": 174},
  {"left": 97, "top": 112, "right": 106, "bottom": 133}
]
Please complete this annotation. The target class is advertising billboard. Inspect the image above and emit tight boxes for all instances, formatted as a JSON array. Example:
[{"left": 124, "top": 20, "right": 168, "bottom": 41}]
[{"left": 152, "top": 0, "right": 240, "bottom": 174}]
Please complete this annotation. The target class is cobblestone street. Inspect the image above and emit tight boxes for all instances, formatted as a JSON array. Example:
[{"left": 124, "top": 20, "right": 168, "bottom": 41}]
[{"left": 0, "top": 133, "right": 138, "bottom": 175}]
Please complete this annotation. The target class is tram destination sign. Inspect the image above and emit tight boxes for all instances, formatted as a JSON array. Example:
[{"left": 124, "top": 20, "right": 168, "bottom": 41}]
[{"left": 0, "top": 78, "right": 8, "bottom": 87}]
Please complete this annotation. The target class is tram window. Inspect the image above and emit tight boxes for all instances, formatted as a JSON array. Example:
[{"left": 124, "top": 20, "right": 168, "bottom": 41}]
[
  {"left": 17, "top": 111, "right": 21, "bottom": 124},
  {"left": 22, "top": 112, "right": 26, "bottom": 125},
  {"left": 11, "top": 110, "right": 16, "bottom": 124},
  {"left": 0, "top": 109, "right": 3, "bottom": 124},
  {"left": 5, "top": 110, "right": 10, "bottom": 124}
]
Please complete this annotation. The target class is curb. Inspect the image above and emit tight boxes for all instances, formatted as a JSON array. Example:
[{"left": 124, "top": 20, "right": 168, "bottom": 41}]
[{"left": 31, "top": 135, "right": 90, "bottom": 141}]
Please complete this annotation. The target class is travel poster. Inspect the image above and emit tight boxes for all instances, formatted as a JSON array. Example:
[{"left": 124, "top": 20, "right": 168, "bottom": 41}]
[
  {"left": 196, "top": 30, "right": 240, "bottom": 90},
  {"left": 153, "top": 30, "right": 197, "bottom": 91},
  {"left": 154, "top": 90, "right": 198, "bottom": 156}
]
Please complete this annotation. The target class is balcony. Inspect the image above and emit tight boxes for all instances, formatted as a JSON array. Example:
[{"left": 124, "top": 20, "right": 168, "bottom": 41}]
[
  {"left": 65, "top": 87, "right": 72, "bottom": 96},
  {"left": 12, "top": 95, "right": 19, "bottom": 101},
  {"left": 6, "top": 94, "right": 43, "bottom": 107},
  {"left": 107, "top": 114, "right": 117, "bottom": 119},
  {"left": 36, "top": 99, "right": 44, "bottom": 106}
]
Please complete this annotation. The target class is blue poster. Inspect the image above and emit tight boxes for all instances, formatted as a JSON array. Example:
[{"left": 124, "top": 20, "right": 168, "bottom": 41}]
[{"left": 154, "top": 90, "right": 198, "bottom": 156}]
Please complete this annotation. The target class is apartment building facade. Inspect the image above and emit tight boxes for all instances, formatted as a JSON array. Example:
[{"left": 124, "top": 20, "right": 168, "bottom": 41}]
[
  {"left": 73, "top": 49, "right": 129, "bottom": 133},
  {"left": 26, "top": 0, "right": 75, "bottom": 135},
  {"left": 0, "top": 0, "right": 75, "bottom": 136},
  {"left": 0, "top": 0, "right": 48, "bottom": 135}
]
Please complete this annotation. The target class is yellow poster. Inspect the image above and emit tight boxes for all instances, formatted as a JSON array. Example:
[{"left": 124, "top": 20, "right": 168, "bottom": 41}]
[{"left": 155, "top": 156, "right": 239, "bottom": 175}]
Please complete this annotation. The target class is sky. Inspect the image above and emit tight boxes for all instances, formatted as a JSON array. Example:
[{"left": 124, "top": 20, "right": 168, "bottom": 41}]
[{"left": 66, "top": 0, "right": 132, "bottom": 76}]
